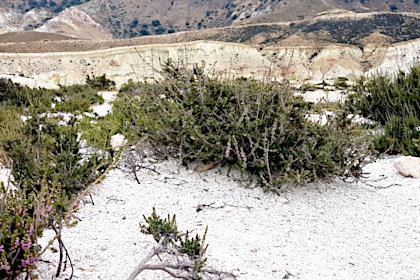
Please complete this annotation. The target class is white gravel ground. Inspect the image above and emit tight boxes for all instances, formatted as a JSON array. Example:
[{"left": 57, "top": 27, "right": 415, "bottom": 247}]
[{"left": 35, "top": 156, "right": 420, "bottom": 280}]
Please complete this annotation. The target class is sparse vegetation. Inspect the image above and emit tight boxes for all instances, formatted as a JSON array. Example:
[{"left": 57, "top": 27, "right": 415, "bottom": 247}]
[
  {"left": 0, "top": 77, "right": 114, "bottom": 279},
  {"left": 345, "top": 67, "right": 420, "bottom": 156},
  {"left": 127, "top": 208, "right": 235, "bottom": 280}
]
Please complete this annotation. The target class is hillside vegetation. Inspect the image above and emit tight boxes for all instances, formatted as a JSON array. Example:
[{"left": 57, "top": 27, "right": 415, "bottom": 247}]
[
  {"left": 1, "top": 0, "right": 420, "bottom": 39},
  {"left": 1, "top": 62, "right": 419, "bottom": 278}
]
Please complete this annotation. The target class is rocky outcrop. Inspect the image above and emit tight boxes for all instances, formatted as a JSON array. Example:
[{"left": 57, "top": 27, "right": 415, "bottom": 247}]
[
  {"left": 0, "top": 7, "right": 52, "bottom": 34},
  {"left": 0, "top": 38, "right": 419, "bottom": 88},
  {"left": 36, "top": 7, "right": 112, "bottom": 40},
  {"left": 394, "top": 156, "right": 420, "bottom": 178}
]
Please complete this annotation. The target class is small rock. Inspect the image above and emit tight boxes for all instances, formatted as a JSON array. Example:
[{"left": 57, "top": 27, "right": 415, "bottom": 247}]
[
  {"left": 394, "top": 156, "right": 420, "bottom": 178},
  {"left": 110, "top": 134, "right": 127, "bottom": 150},
  {"left": 278, "top": 197, "right": 289, "bottom": 204}
]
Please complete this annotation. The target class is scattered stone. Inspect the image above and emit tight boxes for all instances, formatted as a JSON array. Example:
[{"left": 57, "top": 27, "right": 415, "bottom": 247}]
[
  {"left": 110, "top": 134, "right": 127, "bottom": 150},
  {"left": 394, "top": 156, "right": 420, "bottom": 178}
]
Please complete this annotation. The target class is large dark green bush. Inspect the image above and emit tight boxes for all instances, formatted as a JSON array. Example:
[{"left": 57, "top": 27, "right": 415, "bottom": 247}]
[
  {"left": 346, "top": 67, "right": 420, "bottom": 156},
  {"left": 116, "top": 61, "right": 369, "bottom": 190}
]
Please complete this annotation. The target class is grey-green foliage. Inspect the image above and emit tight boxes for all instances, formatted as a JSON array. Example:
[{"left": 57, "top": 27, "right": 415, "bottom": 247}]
[
  {"left": 115, "top": 61, "right": 369, "bottom": 190},
  {"left": 346, "top": 67, "right": 420, "bottom": 156},
  {"left": 0, "top": 78, "right": 114, "bottom": 279},
  {"left": 140, "top": 208, "right": 208, "bottom": 277}
]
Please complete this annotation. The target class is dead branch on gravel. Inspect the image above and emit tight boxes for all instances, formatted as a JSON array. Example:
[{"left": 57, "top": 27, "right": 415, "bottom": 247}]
[
  {"left": 343, "top": 173, "right": 402, "bottom": 189},
  {"left": 127, "top": 208, "right": 237, "bottom": 280},
  {"left": 118, "top": 143, "right": 160, "bottom": 184},
  {"left": 50, "top": 221, "right": 74, "bottom": 279}
]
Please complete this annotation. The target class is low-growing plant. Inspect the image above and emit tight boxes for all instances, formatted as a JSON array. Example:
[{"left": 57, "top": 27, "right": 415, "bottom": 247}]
[
  {"left": 85, "top": 74, "right": 116, "bottom": 90},
  {"left": 0, "top": 78, "right": 117, "bottom": 279},
  {"left": 55, "top": 85, "right": 104, "bottom": 113},
  {"left": 0, "top": 116, "right": 113, "bottom": 279},
  {"left": 116, "top": 61, "right": 370, "bottom": 190},
  {"left": 78, "top": 114, "right": 120, "bottom": 150},
  {"left": 3, "top": 115, "right": 113, "bottom": 198},
  {"left": 0, "top": 182, "right": 53, "bottom": 280},
  {"left": 0, "top": 78, "right": 55, "bottom": 113},
  {"left": 127, "top": 208, "right": 234, "bottom": 280},
  {"left": 346, "top": 67, "right": 420, "bottom": 156}
]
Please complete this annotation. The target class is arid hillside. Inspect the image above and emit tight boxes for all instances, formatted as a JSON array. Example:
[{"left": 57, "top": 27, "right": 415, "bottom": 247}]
[
  {"left": 1, "top": 0, "right": 420, "bottom": 38},
  {"left": 1, "top": 12, "right": 420, "bottom": 52}
]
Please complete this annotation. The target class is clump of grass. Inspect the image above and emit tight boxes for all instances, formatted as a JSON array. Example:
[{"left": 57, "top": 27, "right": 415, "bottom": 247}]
[
  {"left": 116, "top": 61, "right": 369, "bottom": 190},
  {"left": 346, "top": 67, "right": 420, "bottom": 156}
]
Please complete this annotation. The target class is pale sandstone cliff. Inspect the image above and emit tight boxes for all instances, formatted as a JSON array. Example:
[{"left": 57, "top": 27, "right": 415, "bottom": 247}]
[{"left": 0, "top": 39, "right": 419, "bottom": 88}]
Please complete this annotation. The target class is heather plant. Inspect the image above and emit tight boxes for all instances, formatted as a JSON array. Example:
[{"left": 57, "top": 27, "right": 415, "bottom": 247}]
[
  {"left": 0, "top": 116, "right": 113, "bottom": 279},
  {"left": 0, "top": 182, "right": 53, "bottom": 280},
  {"left": 116, "top": 61, "right": 369, "bottom": 190},
  {"left": 0, "top": 77, "right": 116, "bottom": 279},
  {"left": 346, "top": 67, "right": 420, "bottom": 156}
]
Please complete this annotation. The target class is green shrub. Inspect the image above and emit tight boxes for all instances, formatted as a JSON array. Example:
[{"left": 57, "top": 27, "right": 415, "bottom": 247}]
[
  {"left": 0, "top": 78, "right": 55, "bottom": 113},
  {"left": 0, "top": 78, "right": 105, "bottom": 114},
  {"left": 0, "top": 79, "right": 116, "bottom": 278},
  {"left": 85, "top": 74, "right": 116, "bottom": 90},
  {"left": 55, "top": 85, "right": 104, "bottom": 113},
  {"left": 116, "top": 61, "right": 369, "bottom": 190},
  {"left": 79, "top": 114, "right": 121, "bottom": 150},
  {"left": 0, "top": 115, "right": 113, "bottom": 279},
  {"left": 134, "top": 208, "right": 211, "bottom": 279},
  {"left": 346, "top": 67, "right": 420, "bottom": 156},
  {"left": 3, "top": 116, "right": 112, "bottom": 198}
]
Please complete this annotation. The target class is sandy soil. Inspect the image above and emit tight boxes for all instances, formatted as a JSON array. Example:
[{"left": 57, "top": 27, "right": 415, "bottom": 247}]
[{"left": 34, "top": 154, "right": 420, "bottom": 280}]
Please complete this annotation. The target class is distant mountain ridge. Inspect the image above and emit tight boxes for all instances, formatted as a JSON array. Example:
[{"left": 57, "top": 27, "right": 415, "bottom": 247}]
[
  {"left": 36, "top": 6, "right": 112, "bottom": 40},
  {"left": 0, "top": 0, "right": 420, "bottom": 39}
]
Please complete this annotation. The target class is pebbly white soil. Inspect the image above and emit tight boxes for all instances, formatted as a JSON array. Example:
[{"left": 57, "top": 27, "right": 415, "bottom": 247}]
[{"left": 35, "top": 155, "right": 420, "bottom": 280}]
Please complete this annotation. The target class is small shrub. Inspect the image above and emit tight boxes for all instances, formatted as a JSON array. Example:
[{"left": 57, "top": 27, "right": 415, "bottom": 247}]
[
  {"left": 0, "top": 78, "right": 55, "bottom": 113},
  {"left": 116, "top": 61, "right": 369, "bottom": 190},
  {"left": 346, "top": 67, "right": 420, "bottom": 156},
  {"left": 140, "top": 208, "right": 179, "bottom": 243},
  {"left": 128, "top": 208, "right": 234, "bottom": 280},
  {"left": 0, "top": 183, "right": 53, "bottom": 280},
  {"left": 0, "top": 79, "right": 116, "bottom": 278},
  {"left": 79, "top": 115, "right": 120, "bottom": 150},
  {"left": 3, "top": 115, "right": 113, "bottom": 203},
  {"left": 55, "top": 87, "right": 103, "bottom": 113},
  {"left": 85, "top": 74, "right": 116, "bottom": 90}
]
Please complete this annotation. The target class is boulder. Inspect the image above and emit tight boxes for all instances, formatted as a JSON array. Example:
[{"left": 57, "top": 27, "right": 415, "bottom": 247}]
[
  {"left": 110, "top": 134, "right": 127, "bottom": 150},
  {"left": 394, "top": 156, "right": 420, "bottom": 178}
]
